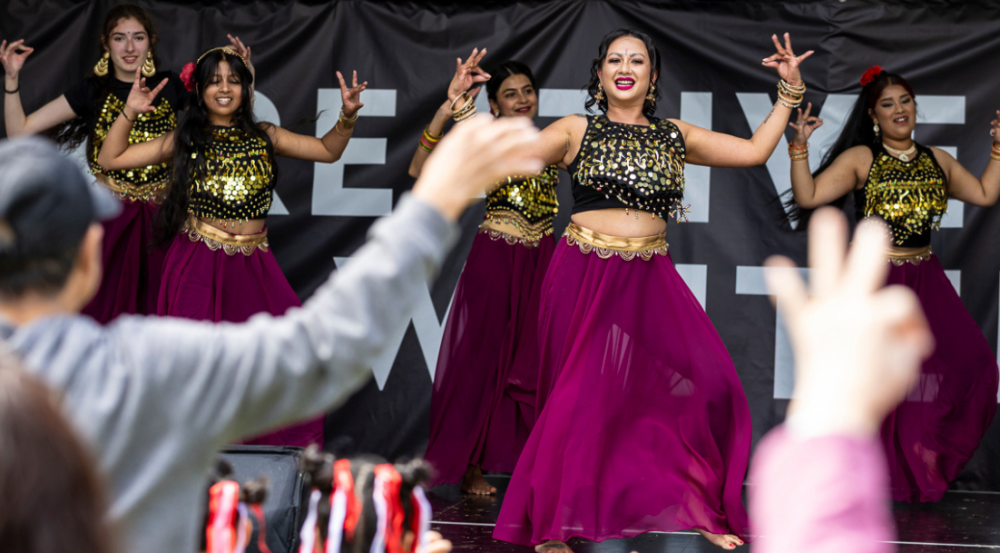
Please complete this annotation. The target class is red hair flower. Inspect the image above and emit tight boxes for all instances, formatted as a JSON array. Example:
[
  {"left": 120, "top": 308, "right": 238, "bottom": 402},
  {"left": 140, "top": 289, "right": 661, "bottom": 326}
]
[
  {"left": 859, "top": 65, "right": 884, "bottom": 87},
  {"left": 180, "top": 62, "right": 197, "bottom": 92}
]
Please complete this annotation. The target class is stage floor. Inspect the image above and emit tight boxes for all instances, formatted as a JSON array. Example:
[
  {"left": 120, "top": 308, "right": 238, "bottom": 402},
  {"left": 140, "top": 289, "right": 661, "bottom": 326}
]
[{"left": 427, "top": 475, "right": 1000, "bottom": 552}]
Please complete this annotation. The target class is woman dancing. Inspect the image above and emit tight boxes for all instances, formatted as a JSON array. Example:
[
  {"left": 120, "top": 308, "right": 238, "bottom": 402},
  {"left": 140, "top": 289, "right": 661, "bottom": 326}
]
[
  {"left": 487, "top": 29, "right": 811, "bottom": 551},
  {"left": 413, "top": 51, "right": 559, "bottom": 495},
  {"left": 786, "top": 66, "right": 1000, "bottom": 502},
  {"left": 97, "top": 47, "right": 366, "bottom": 447},
  {"left": 1, "top": 4, "right": 195, "bottom": 322}
]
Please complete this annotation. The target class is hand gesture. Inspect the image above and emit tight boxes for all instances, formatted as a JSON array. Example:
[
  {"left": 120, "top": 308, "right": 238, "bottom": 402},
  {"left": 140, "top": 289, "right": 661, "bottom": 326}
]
[
  {"left": 789, "top": 102, "right": 823, "bottom": 146},
  {"left": 226, "top": 34, "right": 254, "bottom": 76},
  {"left": 990, "top": 110, "right": 1000, "bottom": 147},
  {"left": 126, "top": 66, "right": 168, "bottom": 117},
  {"left": 761, "top": 33, "right": 813, "bottom": 87},
  {"left": 337, "top": 70, "right": 366, "bottom": 119},
  {"left": 764, "top": 209, "right": 932, "bottom": 437},
  {"left": 0, "top": 39, "right": 34, "bottom": 80},
  {"left": 447, "top": 47, "right": 490, "bottom": 102}
]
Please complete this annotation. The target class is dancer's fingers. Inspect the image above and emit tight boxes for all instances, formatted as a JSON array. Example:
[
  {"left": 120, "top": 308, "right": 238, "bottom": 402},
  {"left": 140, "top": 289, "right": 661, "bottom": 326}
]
[
  {"left": 352, "top": 69, "right": 358, "bottom": 88},
  {"left": 336, "top": 70, "right": 347, "bottom": 90},
  {"left": 802, "top": 102, "right": 812, "bottom": 119},
  {"left": 770, "top": 33, "right": 784, "bottom": 55},
  {"left": 783, "top": 32, "right": 793, "bottom": 54},
  {"left": 797, "top": 50, "right": 815, "bottom": 63},
  {"left": 807, "top": 207, "right": 848, "bottom": 298}
]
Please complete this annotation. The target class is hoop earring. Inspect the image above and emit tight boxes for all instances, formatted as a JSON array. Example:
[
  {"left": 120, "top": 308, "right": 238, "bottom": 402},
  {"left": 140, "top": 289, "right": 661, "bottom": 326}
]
[
  {"left": 873, "top": 121, "right": 880, "bottom": 135},
  {"left": 646, "top": 83, "right": 656, "bottom": 102},
  {"left": 94, "top": 52, "right": 109, "bottom": 77},
  {"left": 594, "top": 82, "right": 605, "bottom": 102},
  {"left": 142, "top": 52, "right": 156, "bottom": 77}
]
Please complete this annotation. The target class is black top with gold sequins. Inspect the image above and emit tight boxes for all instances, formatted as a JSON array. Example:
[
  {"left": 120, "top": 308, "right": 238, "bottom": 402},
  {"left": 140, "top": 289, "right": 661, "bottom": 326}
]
[
  {"left": 484, "top": 165, "right": 559, "bottom": 239},
  {"left": 854, "top": 143, "right": 948, "bottom": 248},
  {"left": 65, "top": 72, "right": 185, "bottom": 187},
  {"left": 568, "top": 114, "right": 687, "bottom": 220},
  {"left": 188, "top": 127, "right": 275, "bottom": 224}
]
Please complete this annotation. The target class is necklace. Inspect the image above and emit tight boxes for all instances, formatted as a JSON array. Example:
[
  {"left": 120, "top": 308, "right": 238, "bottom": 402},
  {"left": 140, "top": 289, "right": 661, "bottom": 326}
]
[{"left": 883, "top": 142, "right": 917, "bottom": 162}]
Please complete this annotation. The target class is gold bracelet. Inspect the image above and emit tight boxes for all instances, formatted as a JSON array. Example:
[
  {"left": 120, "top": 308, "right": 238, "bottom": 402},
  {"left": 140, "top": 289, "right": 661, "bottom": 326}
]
[
  {"left": 454, "top": 106, "right": 478, "bottom": 123},
  {"left": 334, "top": 120, "right": 353, "bottom": 137},
  {"left": 452, "top": 97, "right": 475, "bottom": 118}
]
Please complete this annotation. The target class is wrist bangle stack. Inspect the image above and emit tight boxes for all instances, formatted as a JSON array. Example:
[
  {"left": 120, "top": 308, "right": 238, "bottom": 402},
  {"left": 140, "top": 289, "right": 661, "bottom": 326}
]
[
  {"left": 451, "top": 92, "right": 477, "bottom": 123},
  {"left": 991, "top": 143, "right": 1000, "bottom": 162},
  {"left": 777, "top": 79, "right": 805, "bottom": 109},
  {"left": 419, "top": 126, "right": 443, "bottom": 152},
  {"left": 789, "top": 142, "right": 809, "bottom": 161},
  {"left": 338, "top": 107, "right": 358, "bottom": 130}
]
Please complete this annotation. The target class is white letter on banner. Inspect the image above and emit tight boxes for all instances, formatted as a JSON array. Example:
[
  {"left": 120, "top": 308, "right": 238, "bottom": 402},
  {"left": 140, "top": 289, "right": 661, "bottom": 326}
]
[
  {"left": 334, "top": 256, "right": 453, "bottom": 390},
  {"left": 681, "top": 92, "right": 712, "bottom": 223},
  {"left": 737, "top": 266, "right": 959, "bottom": 399},
  {"left": 312, "top": 89, "right": 396, "bottom": 216},
  {"left": 253, "top": 92, "right": 289, "bottom": 215}
]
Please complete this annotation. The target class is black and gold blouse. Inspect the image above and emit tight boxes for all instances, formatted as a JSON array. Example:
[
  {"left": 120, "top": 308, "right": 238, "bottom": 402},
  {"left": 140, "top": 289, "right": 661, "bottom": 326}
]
[
  {"left": 188, "top": 127, "right": 275, "bottom": 225},
  {"left": 854, "top": 143, "right": 948, "bottom": 248},
  {"left": 484, "top": 165, "right": 559, "bottom": 243},
  {"left": 64, "top": 72, "right": 184, "bottom": 202},
  {"left": 568, "top": 114, "right": 687, "bottom": 220}
]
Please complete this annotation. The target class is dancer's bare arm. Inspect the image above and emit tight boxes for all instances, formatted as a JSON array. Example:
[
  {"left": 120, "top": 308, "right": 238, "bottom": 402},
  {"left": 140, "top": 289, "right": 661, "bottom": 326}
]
[
  {"left": 930, "top": 115, "right": 1000, "bottom": 206},
  {"left": 97, "top": 68, "right": 173, "bottom": 169},
  {"left": 2, "top": 39, "right": 78, "bottom": 137},
  {"left": 267, "top": 70, "right": 365, "bottom": 162}
]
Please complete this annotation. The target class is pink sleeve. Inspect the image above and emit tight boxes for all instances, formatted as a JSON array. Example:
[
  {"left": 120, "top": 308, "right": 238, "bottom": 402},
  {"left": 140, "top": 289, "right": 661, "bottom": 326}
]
[{"left": 749, "top": 426, "right": 896, "bottom": 553}]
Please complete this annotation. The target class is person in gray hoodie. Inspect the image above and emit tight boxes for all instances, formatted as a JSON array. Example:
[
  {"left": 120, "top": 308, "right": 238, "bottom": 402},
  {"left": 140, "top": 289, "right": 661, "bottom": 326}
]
[{"left": 0, "top": 114, "right": 543, "bottom": 553}]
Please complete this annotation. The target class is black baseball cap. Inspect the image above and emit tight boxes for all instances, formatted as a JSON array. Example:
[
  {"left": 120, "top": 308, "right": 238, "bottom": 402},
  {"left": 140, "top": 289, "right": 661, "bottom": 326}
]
[{"left": 0, "top": 137, "right": 121, "bottom": 258}]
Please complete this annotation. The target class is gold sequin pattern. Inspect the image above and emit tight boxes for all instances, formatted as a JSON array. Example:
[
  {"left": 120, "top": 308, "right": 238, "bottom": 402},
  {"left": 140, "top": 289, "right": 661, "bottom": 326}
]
[
  {"left": 91, "top": 94, "right": 176, "bottom": 198},
  {"left": 188, "top": 127, "right": 275, "bottom": 226},
  {"left": 574, "top": 115, "right": 687, "bottom": 220},
  {"left": 484, "top": 164, "right": 559, "bottom": 242},
  {"left": 478, "top": 226, "right": 542, "bottom": 249},
  {"left": 861, "top": 147, "right": 947, "bottom": 245}
]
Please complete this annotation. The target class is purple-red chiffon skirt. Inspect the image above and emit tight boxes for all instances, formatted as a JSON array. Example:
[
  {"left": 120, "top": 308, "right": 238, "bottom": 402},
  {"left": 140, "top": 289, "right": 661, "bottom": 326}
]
[
  {"left": 424, "top": 229, "right": 555, "bottom": 484},
  {"left": 882, "top": 255, "right": 998, "bottom": 502},
  {"left": 494, "top": 233, "right": 752, "bottom": 546},
  {"left": 156, "top": 224, "right": 324, "bottom": 448},
  {"left": 81, "top": 198, "right": 164, "bottom": 323}
]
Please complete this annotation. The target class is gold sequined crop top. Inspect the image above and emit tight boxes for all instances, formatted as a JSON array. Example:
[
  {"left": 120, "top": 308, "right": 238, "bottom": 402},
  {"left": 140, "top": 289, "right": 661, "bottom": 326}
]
[
  {"left": 568, "top": 114, "right": 687, "bottom": 220},
  {"left": 188, "top": 127, "right": 275, "bottom": 224},
  {"left": 484, "top": 165, "right": 559, "bottom": 241},
  {"left": 854, "top": 143, "right": 948, "bottom": 248}
]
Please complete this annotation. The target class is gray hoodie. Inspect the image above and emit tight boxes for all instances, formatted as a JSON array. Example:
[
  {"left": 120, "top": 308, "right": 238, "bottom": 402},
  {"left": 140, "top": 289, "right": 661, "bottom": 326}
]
[{"left": 0, "top": 195, "right": 457, "bottom": 553}]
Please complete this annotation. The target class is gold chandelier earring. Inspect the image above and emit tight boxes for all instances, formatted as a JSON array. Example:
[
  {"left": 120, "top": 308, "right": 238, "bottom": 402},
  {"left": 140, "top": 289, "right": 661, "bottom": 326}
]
[
  {"left": 142, "top": 52, "right": 156, "bottom": 77},
  {"left": 594, "top": 82, "right": 605, "bottom": 102},
  {"left": 873, "top": 121, "right": 880, "bottom": 135},
  {"left": 646, "top": 83, "right": 656, "bottom": 102},
  {"left": 94, "top": 52, "right": 109, "bottom": 76}
]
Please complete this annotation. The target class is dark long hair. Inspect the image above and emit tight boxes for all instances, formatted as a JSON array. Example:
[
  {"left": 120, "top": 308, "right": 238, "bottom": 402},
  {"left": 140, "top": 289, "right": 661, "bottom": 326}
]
[
  {"left": 485, "top": 60, "right": 537, "bottom": 108},
  {"left": 0, "top": 356, "right": 113, "bottom": 553},
  {"left": 784, "top": 70, "right": 916, "bottom": 226},
  {"left": 584, "top": 29, "right": 661, "bottom": 120},
  {"left": 51, "top": 4, "right": 161, "bottom": 151},
  {"left": 155, "top": 48, "right": 274, "bottom": 245}
]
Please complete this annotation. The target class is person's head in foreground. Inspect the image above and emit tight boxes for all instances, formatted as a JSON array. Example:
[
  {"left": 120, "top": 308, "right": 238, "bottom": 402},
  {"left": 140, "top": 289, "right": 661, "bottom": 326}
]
[
  {"left": 197, "top": 459, "right": 269, "bottom": 553},
  {"left": 297, "top": 446, "right": 452, "bottom": 553},
  {"left": 0, "top": 353, "right": 112, "bottom": 553},
  {"left": 0, "top": 138, "right": 120, "bottom": 321}
]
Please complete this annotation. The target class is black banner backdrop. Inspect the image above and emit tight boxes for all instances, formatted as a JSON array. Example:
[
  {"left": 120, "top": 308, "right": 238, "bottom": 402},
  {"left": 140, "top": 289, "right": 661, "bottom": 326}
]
[{"left": 5, "top": 0, "right": 1000, "bottom": 489}]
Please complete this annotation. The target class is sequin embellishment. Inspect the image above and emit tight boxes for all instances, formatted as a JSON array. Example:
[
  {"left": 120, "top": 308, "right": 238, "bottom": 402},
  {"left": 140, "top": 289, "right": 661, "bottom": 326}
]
[
  {"left": 484, "top": 164, "right": 559, "bottom": 244},
  {"left": 861, "top": 146, "right": 947, "bottom": 245},
  {"left": 188, "top": 127, "right": 275, "bottom": 226},
  {"left": 91, "top": 93, "right": 176, "bottom": 200}
]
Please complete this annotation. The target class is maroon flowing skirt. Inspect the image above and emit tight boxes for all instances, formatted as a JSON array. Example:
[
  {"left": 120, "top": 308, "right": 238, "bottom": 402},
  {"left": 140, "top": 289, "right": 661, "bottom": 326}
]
[
  {"left": 424, "top": 229, "right": 555, "bottom": 484},
  {"left": 81, "top": 198, "right": 164, "bottom": 323},
  {"left": 494, "top": 233, "right": 752, "bottom": 546},
  {"left": 883, "top": 255, "right": 998, "bottom": 502},
  {"left": 156, "top": 225, "right": 324, "bottom": 447}
]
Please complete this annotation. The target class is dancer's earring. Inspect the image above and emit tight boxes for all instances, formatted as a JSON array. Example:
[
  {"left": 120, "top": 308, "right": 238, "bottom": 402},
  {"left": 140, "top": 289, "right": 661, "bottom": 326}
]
[
  {"left": 141, "top": 51, "right": 156, "bottom": 77},
  {"left": 594, "top": 82, "right": 605, "bottom": 102},
  {"left": 94, "top": 52, "right": 109, "bottom": 77},
  {"left": 646, "top": 83, "right": 656, "bottom": 102},
  {"left": 873, "top": 121, "right": 880, "bottom": 135}
]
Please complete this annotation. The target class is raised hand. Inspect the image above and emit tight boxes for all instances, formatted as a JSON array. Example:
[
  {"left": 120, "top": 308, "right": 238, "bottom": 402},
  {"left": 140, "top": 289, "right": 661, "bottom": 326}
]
[
  {"left": 126, "top": 66, "right": 168, "bottom": 117},
  {"left": 337, "top": 70, "right": 367, "bottom": 119},
  {"left": 0, "top": 39, "right": 34, "bottom": 80},
  {"left": 789, "top": 102, "right": 823, "bottom": 146},
  {"left": 225, "top": 34, "right": 254, "bottom": 76},
  {"left": 762, "top": 32, "right": 813, "bottom": 86},
  {"left": 991, "top": 110, "right": 1000, "bottom": 147},
  {"left": 447, "top": 47, "right": 490, "bottom": 102}
]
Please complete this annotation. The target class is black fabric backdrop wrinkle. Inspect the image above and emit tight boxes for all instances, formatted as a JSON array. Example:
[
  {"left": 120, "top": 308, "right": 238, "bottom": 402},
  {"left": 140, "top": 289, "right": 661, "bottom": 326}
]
[{"left": 3, "top": 0, "right": 1000, "bottom": 489}]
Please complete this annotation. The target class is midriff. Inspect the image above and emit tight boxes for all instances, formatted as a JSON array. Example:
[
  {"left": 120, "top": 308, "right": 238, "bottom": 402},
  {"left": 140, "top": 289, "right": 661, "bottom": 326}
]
[
  {"left": 199, "top": 217, "right": 266, "bottom": 235},
  {"left": 570, "top": 208, "right": 667, "bottom": 238}
]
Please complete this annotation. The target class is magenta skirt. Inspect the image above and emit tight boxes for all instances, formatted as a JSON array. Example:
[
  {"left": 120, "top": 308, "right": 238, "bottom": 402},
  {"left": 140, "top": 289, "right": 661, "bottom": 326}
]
[
  {"left": 424, "top": 229, "right": 555, "bottom": 484},
  {"left": 494, "top": 231, "right": 752, "bottom": 546},
  {"left": 156, "top": 223, "right": 324, "bottom": 448},
  {"left": 882, "top": 255, "right": 998, "bottom": 502},
  {"left": 81, "top": 198, "right": 164, "bottom": 323}
]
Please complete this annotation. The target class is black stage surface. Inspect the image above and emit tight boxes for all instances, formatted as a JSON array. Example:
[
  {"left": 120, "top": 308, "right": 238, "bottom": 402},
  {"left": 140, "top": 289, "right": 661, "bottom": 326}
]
[{"left": 427, "top": 475, "right": 1000, "bottom": 552}]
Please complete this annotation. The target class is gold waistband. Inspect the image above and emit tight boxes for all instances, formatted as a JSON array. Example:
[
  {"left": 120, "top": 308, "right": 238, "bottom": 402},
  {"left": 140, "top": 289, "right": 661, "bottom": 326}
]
[
  {"left": 183, "top": 215, "right": 269, "bottom": 256},
  {"left": 478, "top": 225, "right": 542, "bottom": 248},
  {"left": 95, "top": 173, "right": 168, "bottom": 203},
  {"left": 887, "top": 245, "right": 932, "bottom": 266},
  {"left": 564, "top": 223, "right": 668, "bottom": 261}
]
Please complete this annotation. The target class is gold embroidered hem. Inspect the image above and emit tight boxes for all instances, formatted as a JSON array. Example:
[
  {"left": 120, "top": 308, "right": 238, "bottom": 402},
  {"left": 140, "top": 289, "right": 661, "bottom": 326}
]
[
  {"left": 477, "top": 225, "right": 541, "bottom": 248},
  {"left": 887, "top": 245, "right": 932, "bottom": 266},
  {"left": 95, "top": 174, "right": 168, "bottom": 203},
  {"left": 483, "top": 210, "right": 553, "bottom": 245},
  {"left": 564, "top": 223, "right": 668, "bottom": 261},
  {"left": 183, "top": 215, "right": 269, "bottom": 256}
]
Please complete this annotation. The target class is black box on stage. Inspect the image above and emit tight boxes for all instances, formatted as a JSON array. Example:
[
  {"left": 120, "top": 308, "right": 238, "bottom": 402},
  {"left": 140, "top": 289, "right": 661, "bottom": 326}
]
[{"left": 220, "top": 445, "right": 307, "bottom": 553}]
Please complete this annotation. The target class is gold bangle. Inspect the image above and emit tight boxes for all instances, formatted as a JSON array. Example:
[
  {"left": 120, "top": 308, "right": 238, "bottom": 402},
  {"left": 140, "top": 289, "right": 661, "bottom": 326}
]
[
  {"left": 334, "top": 120, "right": 353, "bottom": 137},
  {"left": 423, "top": 126, "right": 443, "bottom": 142}
]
